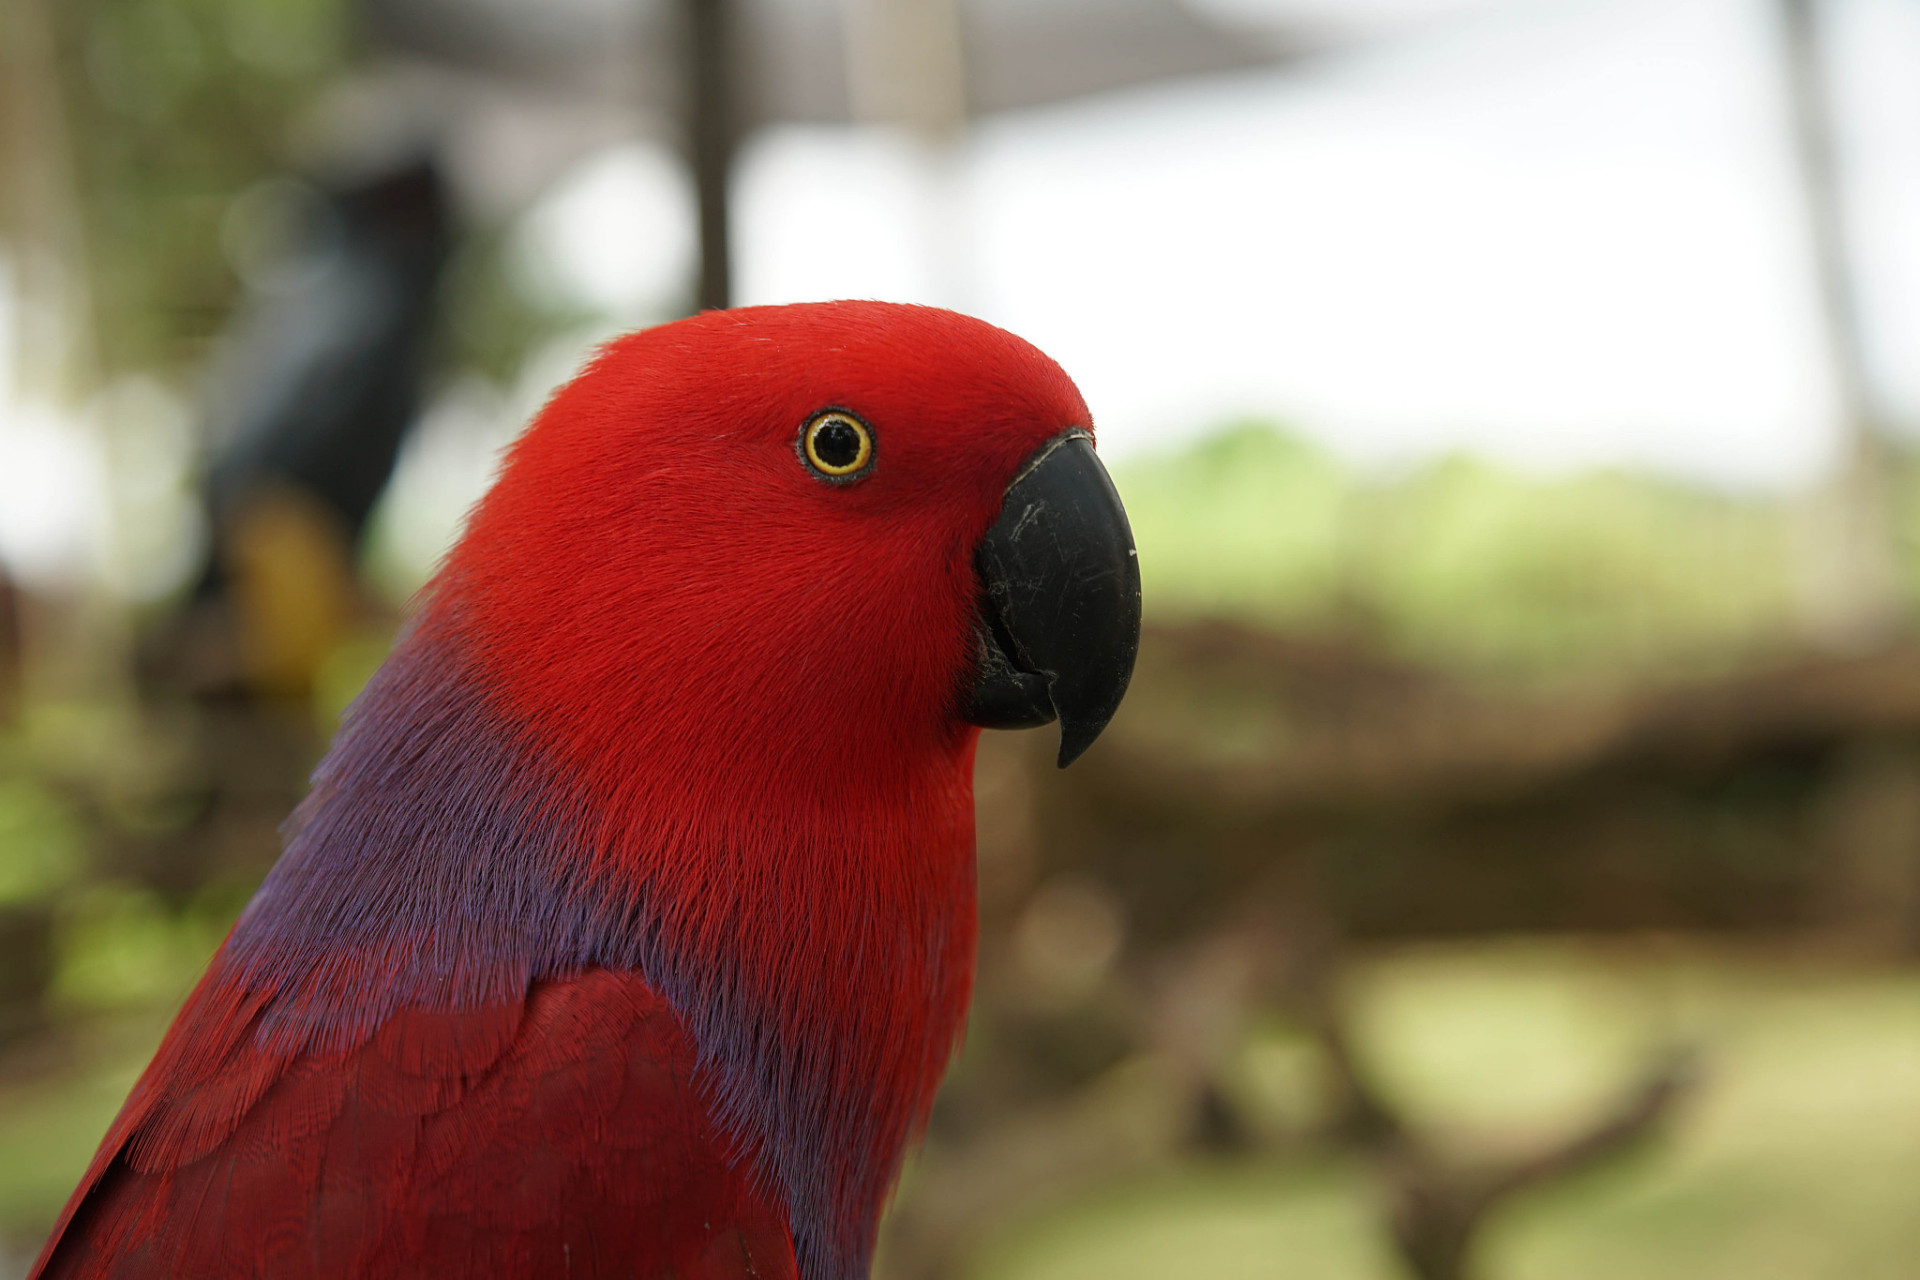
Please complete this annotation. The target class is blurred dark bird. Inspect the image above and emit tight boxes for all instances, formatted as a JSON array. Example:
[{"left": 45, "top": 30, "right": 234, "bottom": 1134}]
[
  {"left": 206, "top": 155, "right": 450, "bottom": 551},
  {"left": 181, "top": 156, "right": 451, "bottom": 696}
]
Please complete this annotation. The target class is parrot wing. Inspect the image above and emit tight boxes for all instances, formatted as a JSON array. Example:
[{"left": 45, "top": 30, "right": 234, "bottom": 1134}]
[{"left": 32, "top": 966, "right": 795, "bottom": 1280}]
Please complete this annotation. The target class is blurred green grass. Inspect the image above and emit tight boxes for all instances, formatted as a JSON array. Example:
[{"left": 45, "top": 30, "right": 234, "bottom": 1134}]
[
  {"left": 0, "top": 780, "right": 84, "bottom": 907},
  {"left": 0, "top": 949, "right": 221, "bottom": 1257},
  {"left": 0, "top": 1047, "right": 147, "bottom": 1249},
  {"left": 971, "top": 945, "right": 1920, "bottom": 1280}
]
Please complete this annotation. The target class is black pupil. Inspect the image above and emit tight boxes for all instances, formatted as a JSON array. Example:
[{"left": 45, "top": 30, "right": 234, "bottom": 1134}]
[{"left": 814, "top": 420, "right": 862, "bottom": 469}]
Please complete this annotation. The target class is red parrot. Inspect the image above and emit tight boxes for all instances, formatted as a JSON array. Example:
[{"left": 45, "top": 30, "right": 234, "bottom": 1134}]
[{"left": 32, "top": 302, "right": 1140, "bottom": 1280}]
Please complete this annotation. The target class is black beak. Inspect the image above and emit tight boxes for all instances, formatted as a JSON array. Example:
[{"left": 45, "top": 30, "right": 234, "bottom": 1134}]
[{"left": 963, "top": 431, "right": 1142, "bottom": 767}]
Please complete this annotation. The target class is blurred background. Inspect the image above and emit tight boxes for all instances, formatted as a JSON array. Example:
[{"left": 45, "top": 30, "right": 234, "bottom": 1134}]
[{"left": 1, "top": 0, "right": 1918, "bottom": 1275}]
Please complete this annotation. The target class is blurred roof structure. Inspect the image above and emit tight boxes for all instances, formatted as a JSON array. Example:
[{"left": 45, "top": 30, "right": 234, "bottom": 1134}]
[
  {"left": 359, "top": 0, "right": 1316, "bottom": 129},
  {"left": 352, "top": 0, "right": 1510, "bottom": 304}
]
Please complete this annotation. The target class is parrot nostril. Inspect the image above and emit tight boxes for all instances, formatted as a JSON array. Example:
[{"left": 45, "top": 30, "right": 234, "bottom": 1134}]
[{"left": 801, "top": 410, "right": 875, "bottom": 480}]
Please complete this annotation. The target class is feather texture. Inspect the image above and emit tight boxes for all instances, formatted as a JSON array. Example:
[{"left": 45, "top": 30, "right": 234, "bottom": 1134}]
[{"left": 41, "top": 969, "right": 795, "bottom": 1279}]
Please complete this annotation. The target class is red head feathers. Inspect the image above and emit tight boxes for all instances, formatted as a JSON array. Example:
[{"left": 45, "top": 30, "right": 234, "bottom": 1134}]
[{"left": 34, "top": 302, "right": 1140, "bottom": 1280}]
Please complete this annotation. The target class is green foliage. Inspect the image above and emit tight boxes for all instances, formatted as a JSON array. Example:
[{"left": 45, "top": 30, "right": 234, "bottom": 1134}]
[
  {"left": 0, "top": 778, "right": 84, "bottom": 906},
  {"left": 969, "top": 1164, "right": 1401, "bottom": 1280},
  {"left": 0, "top": 1053, "right": 144, "bottom": 1239},
  {"left": 54, "top": 0, "right": 352, "bottom": 374},
  {"left": 1352, "top": 459, "right": 1795, "bottom": 675},
  {"left": 1113, "top": 423, "right": 1356, "bottom": 628},
  {"left": 50, "top": 880, "right": 231, "bottom": 1012},
  {"left": 1114, "top": 423, "right": 1799, "bottom": 679}
]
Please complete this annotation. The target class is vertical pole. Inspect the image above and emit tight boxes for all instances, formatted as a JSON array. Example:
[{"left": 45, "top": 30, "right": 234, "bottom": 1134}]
[
  {"left": 0, "top": 0, "right": 133, "bottom": 714},
  {"left": 1777, "top": 0, "right": 1904, "bottom": 645},
  {"left": 1780, "top": 0, "right": 1874, "bottom": 429},
  {"left": 686, "top": 0, "right": 734, "bottom": 311},
  {"left": 0, "top": 0, "right": 94, "bottom": 399}
]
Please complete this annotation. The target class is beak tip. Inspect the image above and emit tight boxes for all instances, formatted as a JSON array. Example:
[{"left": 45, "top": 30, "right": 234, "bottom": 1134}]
[{"left": 1052, "top": 680, "right": 1131, "bottom": 768}]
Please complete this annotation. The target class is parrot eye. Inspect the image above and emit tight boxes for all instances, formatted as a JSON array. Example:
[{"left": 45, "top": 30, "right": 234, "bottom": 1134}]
[{"left": 801, "top": 410, "right": 874, "bottom": 481}]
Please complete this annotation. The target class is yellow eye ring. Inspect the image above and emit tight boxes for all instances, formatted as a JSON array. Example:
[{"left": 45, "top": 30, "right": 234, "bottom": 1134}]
[{"left": 801, "top": 410, "right": 874, "bottom": 479}]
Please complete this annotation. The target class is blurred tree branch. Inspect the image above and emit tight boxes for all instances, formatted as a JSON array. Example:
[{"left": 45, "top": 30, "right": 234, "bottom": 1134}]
[{"left": 1272, "top": 900, "right": 1694, "bottom": 1280}]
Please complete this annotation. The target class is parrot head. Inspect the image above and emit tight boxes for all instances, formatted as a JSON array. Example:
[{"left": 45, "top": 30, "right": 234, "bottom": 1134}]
[{"left": 451, "top": 300, "right": 1140, "bottom": 807}]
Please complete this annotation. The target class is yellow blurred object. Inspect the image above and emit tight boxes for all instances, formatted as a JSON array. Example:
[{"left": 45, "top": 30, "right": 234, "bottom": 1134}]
[{"left": 223, "top": 486, "right": 362, "bottom": 698}]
